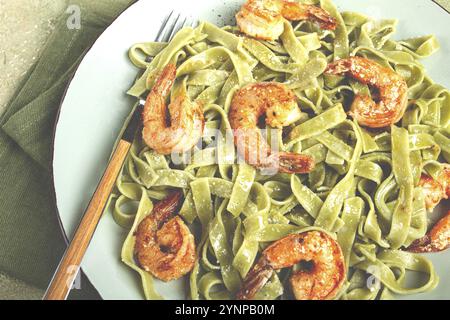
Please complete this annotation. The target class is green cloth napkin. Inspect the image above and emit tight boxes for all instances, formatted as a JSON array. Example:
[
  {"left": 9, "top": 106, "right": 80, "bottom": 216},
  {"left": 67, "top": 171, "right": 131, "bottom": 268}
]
[
  {"left": 437, "top": 0, "right": 450, "bottom": 10},
  {"left": 0, "top": 0, "right": 133, "bottom": 299}
]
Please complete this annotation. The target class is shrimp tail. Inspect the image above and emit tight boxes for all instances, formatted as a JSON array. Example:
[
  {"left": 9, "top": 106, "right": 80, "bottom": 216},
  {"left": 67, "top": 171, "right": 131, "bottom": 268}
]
[
  {"left": 301, "top": 4, "right": 337, "bottom": 30},
  {"left": 277, "top": 152, "right": 315, "bottom": 174},
  {"left": 407, "top": 235, "right": 433, "bottom": 253},
  {"left": 325, "top": 59, "right": 351, "bottom": 75},
  {"left": 407, "top": 211, "right": 450, "bottom": 253},
  {"left": 282, "top": 2, "right": 337, "bottom": 30},
  {"left": 152, "top": 190, "right": 184, "bottom": 227},
  {"left": 236, "top": 258, "right": 274, "bottom": 300}
]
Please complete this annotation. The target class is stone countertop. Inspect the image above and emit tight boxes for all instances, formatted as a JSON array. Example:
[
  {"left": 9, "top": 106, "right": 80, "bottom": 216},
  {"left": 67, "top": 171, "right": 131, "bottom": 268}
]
[
  {"left": 0, "top": 0, "right": 67, "bottom": 299},
  {"left": 0, "top": 0, "right": 448, "bottom": 300},
  {"left": 0, "top": 0, "right": 66, "bottom": 115}
]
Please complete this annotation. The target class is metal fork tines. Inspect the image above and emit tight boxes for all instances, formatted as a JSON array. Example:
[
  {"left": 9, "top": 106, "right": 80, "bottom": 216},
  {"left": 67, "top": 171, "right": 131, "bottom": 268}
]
[
  {"left": 145, "top": 11, "right": 194, "bottom": 64},
  {"left": 156, "top": 11, "right": 182, "bottom": 42}
]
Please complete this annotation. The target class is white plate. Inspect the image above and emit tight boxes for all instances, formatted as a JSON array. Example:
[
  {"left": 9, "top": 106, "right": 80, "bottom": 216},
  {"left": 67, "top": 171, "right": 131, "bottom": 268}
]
[{"left": 53, "top": 0, "right": 450, "bottom": 300}]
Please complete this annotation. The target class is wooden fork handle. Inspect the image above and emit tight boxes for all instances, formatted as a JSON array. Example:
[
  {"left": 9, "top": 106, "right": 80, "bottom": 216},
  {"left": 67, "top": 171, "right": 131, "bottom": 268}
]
[{"left": 44, "top": 140, "right": 131, "bottom": 300}]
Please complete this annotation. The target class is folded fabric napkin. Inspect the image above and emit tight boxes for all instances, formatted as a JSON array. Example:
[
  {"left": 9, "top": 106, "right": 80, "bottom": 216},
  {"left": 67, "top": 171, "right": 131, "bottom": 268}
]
[
  {"left": 0, "top": 0, "right": 133, "bottom": 299},
  {"left": 437, "top": 0, "right": 450, "bottom": 10},
  {"left": 0, "top": 0, "right": 448, "bottom": 300}
]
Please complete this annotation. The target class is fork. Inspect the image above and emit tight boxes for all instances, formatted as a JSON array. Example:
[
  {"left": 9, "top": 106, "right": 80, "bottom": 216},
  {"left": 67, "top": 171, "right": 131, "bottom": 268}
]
[{"left": 44, "top": 11, "right": 191, "bottom": 300}]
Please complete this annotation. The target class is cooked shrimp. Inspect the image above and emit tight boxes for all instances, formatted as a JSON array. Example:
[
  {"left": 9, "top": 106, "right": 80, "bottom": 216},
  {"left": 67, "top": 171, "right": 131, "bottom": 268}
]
[
  {"left": 408, "top": 211, "right": 450, "bottom": 253},
  {"left": 408, "top": 166, "right": 450, "bottom": 253},
  {"left": 325, "top": 56, "right": 408, "bottom": 128},
  {"left": 418, "top": 165, "right": 450, "bottom": 211},
  {"left": 134, "top": 191, "right": 196, "bottom": 282},
  {"left": 142, "top": 64, "right": 204, "bottom": 155},
  {"left": 419, "top": 175, "right": 448, "bottom": 213},
  {"left": 443, "top": 165, "right": 450, "bottom": 197},
  {"left": 230, "top": 82, "right": 315, "bottom": 174},
  {"left": 236, "top": 0, "right": 336, "bottom": 41},
  {"left": 237, "top": 231, "right": 346, "bottom": 300}
]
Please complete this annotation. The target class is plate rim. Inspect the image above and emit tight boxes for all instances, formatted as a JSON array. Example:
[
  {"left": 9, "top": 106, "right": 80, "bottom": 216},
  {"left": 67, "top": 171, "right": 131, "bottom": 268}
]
[
  {"left": 49, "top": 0, "right": 144, "bottom": 299},
  {"left": 50, "top": 0, "right": 450, "bottom": 300}
]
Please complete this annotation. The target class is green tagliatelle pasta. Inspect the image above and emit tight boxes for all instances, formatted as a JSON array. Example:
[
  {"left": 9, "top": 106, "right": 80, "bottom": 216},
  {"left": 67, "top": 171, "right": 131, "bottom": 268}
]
[{"left": 112, "top": 0, "right": 450, "bottom": 300}]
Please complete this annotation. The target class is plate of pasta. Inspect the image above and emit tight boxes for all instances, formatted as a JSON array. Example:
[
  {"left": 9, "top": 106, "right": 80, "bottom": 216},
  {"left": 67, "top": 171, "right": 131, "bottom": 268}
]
[{"left": 53, "top": 0, "right": 450, "bottom": 300}]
